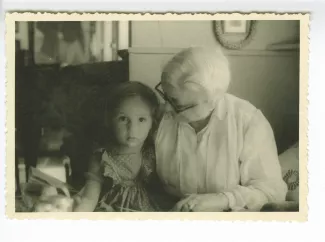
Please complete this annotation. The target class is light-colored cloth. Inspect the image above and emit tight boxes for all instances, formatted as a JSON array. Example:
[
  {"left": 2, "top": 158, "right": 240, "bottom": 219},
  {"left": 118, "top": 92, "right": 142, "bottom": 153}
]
[
  {"left": 155, "top": 93, "right": 288, "bottom": 211},
  {"left": 278, "top": 142, "right": 299, "bottom": 202}
]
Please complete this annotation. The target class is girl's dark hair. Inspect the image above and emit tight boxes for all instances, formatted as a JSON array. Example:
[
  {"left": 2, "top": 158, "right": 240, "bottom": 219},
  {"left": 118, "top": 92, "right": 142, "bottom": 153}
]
[{"left": 103, "top": 81, "right": 160, "bottom": 149}]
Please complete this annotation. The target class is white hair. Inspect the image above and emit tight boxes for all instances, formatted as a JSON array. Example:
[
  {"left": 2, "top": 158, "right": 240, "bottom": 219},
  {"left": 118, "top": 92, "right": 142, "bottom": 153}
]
[{"left": 161, "top": 46, "right": 231, "bottom": 98}]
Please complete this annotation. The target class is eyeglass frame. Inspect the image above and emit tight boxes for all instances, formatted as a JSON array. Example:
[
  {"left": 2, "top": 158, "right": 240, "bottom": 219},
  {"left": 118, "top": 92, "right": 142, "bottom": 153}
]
[{"left": 154, "top": 82, "right": 199, "bottom": 114}]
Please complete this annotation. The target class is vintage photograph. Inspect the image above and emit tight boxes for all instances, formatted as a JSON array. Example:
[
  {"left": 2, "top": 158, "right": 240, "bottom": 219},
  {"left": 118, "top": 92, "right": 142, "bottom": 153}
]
[{"left": 7, "top": 13, "right": 308, "bottom": 220}]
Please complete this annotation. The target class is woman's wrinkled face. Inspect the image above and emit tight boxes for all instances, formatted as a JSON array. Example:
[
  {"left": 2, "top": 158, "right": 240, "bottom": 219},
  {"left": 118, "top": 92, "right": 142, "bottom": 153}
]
[
  {"left": 162, "top": 81, "right": 199, "bottom": 111},
  {"left": 113, "top": 96, "right": 153, "bottom": 148},
  {"left": 161, "top": 80, "right": 214, "bottom": 123}
]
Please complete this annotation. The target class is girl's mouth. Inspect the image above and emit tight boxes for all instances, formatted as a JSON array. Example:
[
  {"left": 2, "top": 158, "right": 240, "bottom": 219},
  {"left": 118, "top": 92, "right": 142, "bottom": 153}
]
[{"left": 127, "top": 137, "right": 138, "bottom": 141}]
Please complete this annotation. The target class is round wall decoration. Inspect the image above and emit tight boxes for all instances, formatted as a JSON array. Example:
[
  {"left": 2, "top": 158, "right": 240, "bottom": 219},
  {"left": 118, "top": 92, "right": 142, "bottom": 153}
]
[{"left": 213, "top": 20, "right": 257, "bottom": 50}]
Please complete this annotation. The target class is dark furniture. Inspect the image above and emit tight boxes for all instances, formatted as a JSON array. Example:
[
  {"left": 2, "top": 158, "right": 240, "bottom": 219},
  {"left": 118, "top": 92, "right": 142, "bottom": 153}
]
[{"left": 15, "top": 50, "right": 129, "bottom": 189}]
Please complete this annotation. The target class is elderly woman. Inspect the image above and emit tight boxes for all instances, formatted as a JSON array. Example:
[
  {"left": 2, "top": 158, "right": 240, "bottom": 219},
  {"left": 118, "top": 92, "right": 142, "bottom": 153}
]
[{"left": 154, "top": 46, "right": 287, "bottom": 212}]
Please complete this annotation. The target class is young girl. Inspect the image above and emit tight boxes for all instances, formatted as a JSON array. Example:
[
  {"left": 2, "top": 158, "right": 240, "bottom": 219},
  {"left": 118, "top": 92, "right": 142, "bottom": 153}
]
[{"left": 73, "top": 81, "right": 161, "bottom": 212}]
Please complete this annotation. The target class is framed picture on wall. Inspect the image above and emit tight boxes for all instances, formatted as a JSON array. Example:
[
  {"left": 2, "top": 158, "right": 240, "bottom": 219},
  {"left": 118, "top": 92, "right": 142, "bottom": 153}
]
[
  {"left": 33, "top": 21, "right": 97, "bottom": 65},
  {"left": 213, "top": 20, "right": 257, "bottom": 50},
  {"left": 32, "top": 21, "right": 124, "bottom": 66},
  {"left": 223, "top": 20, "right": 247, "bottom": 34}
]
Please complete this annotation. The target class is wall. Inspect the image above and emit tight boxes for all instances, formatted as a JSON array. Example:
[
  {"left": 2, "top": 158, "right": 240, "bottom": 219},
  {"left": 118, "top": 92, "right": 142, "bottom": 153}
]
[
  {"left": 129, "top": 20, "right": 300, "bottom": 153},
  {"left": 131, "top": 20, "right": 299, "bottom": 49}
]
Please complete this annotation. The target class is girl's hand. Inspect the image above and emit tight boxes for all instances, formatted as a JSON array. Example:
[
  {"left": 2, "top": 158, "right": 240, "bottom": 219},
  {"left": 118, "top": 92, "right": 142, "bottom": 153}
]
[
  {"left": 172, "top": 193, "right": 229, "bottom": 212},
  {"left": 72, "top": 195, "right": 82, "bottom": 209}
]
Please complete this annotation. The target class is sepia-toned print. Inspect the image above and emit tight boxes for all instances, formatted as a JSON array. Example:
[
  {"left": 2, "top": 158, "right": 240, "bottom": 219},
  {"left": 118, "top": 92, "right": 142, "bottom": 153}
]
[{"left": 6, "top": 13, "right": 308, "bottom": 221}]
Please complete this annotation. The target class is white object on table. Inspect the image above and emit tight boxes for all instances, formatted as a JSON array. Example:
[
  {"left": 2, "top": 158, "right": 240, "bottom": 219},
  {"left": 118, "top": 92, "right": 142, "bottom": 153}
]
[{"left": 36, "top": 156, "right": 71, "bottom": 183}]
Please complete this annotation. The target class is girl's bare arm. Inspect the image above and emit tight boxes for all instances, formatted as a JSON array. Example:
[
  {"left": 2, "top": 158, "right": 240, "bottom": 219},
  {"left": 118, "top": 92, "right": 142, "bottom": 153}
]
[{"left": 73, "top": 153, "right": 103, "bottom": 212}]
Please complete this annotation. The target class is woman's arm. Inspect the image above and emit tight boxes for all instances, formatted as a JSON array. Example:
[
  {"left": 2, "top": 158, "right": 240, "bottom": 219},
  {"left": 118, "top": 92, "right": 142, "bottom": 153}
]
[
  {"left": 221, "top": 110, "right": 288, "bottom": 211},
  {"left": 73, "top": 152, "right": 103, "bottom": 212},
  {"left": 173, "top": 110, "right": 287, "bottom": 212}
]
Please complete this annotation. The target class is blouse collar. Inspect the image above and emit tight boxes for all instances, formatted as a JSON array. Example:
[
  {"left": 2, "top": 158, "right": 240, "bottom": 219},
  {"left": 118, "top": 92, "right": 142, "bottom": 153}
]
[{"left": 215, "top": 95, "right": 228, "bottom": 121}]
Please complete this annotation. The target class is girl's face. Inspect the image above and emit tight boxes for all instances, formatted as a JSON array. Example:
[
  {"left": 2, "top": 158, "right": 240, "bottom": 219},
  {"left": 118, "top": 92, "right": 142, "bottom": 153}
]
[{"left": 112, "top": 96, "right": 153, "bottom": 149}]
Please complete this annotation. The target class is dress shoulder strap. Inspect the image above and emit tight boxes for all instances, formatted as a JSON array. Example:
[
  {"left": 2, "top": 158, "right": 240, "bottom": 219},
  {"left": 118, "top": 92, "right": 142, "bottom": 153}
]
[
  {"left": 101, "top": 150, "right": 122, "bottom": 183},
  {"left": 140, "top": 147, "right": 156, "bottom": 182}
]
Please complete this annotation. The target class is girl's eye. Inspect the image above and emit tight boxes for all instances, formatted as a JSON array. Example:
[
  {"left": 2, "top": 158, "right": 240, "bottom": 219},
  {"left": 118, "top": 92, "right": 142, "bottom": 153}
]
[
  {"left": 118, "top": 116, "right": 128, "bottom": 122},
  {"left": 139, "top": 117, "right": 147, "bottom": 122}
]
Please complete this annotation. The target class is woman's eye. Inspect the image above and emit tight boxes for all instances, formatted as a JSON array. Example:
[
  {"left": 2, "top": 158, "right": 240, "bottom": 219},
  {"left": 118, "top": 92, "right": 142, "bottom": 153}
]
[{"left": 139, "top": 117, "right": 147, "bottom": 122}]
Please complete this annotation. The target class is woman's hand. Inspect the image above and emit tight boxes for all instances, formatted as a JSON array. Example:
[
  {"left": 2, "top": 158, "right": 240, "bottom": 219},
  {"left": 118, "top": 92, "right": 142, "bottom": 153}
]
[{"left": 172, "top": 193, "right": 229, "bottom": 212}]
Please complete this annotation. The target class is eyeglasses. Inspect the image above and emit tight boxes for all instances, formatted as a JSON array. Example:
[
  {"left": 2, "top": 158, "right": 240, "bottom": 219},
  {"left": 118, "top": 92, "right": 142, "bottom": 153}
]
[{"left": 154, "top": 82, "right": 198, "bottom": 113}]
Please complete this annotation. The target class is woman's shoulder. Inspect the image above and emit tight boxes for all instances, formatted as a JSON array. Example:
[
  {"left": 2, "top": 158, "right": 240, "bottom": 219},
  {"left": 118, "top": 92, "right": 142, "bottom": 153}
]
[
  {"left": 225, "top": 94, "right": 257, "bottom": 112},
  {"left": 224, "top": 94, "right": 271, "bottom": 131},
  {"left": 225, "top": 94, "right": 259, "bottom": 121}
]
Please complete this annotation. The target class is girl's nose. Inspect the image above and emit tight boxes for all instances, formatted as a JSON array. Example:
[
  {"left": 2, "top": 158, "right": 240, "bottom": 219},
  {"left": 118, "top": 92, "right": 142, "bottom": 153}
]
[{"left": 127, "top": 120, "right": 137, "bottom": 136}]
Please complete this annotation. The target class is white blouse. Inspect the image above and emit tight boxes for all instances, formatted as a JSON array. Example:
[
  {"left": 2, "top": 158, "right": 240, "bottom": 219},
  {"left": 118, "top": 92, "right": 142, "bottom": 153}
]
[{"left": 155, "top": 93, "right": 288, "bottom": 211}]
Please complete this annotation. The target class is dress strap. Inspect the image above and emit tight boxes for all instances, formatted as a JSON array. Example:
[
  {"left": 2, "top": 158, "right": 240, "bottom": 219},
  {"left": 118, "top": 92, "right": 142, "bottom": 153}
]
[
  {"left": 102, "top": 152, "right": 122, "bottom": 183},
  {"left": 140, "top": 148, "right": 155, "bottom": 180}
]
